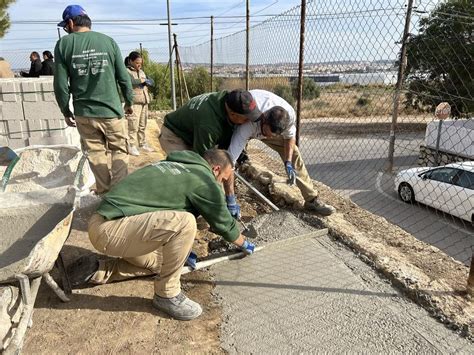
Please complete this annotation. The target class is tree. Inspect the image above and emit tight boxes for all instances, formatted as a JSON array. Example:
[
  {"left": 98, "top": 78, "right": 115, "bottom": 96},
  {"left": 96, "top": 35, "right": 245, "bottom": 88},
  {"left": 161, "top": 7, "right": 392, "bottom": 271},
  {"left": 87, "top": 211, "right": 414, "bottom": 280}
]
[
  {"left": 0, "top": 0, "right": 16, "bottom": 38},
  {"left": 405, "top": 0, "right": 474, "bottom": 117},
  {"left": 184, "top": 66, "right": 210, "bottom": 99}
]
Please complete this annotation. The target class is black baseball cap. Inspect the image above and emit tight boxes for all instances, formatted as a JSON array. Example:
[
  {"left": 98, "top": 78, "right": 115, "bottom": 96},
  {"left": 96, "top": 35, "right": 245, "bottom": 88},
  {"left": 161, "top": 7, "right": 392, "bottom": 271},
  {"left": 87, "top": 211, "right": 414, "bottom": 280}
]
[{"left": 226, "top": 89, "right": 262, "bottom": 122}]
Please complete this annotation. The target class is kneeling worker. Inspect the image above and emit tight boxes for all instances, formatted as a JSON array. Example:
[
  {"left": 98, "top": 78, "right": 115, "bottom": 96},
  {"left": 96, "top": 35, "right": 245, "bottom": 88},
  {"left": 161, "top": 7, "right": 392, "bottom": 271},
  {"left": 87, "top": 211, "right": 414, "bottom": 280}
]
[{"left": 69, "top": 149, "right": 255, "bottom": 321}]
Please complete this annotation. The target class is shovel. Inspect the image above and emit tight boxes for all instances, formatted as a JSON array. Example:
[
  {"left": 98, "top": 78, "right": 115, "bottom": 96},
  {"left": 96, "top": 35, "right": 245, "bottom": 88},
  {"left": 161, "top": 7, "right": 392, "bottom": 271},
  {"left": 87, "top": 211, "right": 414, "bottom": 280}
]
[{"left": 0, "top": 146, "right": 20, "bottom": 192}]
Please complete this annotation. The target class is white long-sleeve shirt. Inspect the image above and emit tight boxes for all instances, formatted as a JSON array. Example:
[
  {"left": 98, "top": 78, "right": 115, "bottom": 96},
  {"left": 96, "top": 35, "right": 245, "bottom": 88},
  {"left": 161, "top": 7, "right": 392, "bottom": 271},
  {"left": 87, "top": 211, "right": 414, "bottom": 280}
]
[{"left": 227, "top": 89, "right": 296, "bottom": 163}]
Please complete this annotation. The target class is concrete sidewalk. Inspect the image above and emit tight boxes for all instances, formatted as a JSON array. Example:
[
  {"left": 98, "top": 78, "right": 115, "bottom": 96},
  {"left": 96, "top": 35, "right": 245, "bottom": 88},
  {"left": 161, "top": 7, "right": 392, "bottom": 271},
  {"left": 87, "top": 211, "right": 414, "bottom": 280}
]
[{"left": 211, "top": 234, "right": 472, "bottom": 353}]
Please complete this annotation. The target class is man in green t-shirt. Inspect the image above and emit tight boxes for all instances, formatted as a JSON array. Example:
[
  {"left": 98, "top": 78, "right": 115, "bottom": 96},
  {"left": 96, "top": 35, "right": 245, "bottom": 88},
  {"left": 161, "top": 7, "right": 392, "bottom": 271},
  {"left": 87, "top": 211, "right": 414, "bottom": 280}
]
[
  {"left": 54, "top": 5, "right": 134, "bottom": 194},
  {"left": 68, "top": 149, "right": 255, "bottom": 321}
]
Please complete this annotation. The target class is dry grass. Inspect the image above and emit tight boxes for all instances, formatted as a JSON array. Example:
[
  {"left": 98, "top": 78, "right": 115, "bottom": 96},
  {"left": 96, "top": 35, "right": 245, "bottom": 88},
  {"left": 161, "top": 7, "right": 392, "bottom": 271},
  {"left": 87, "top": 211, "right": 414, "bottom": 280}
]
[{"left": 218, "top": 77, "right": 291, "bottom": 92}]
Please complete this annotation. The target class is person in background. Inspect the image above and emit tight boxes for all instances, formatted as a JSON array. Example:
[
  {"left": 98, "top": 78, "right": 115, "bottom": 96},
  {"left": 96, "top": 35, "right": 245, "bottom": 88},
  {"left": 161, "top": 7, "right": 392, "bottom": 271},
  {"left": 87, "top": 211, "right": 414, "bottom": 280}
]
[
  {"left": 20, "top": 51, "right": 42, "bottom": 77},
  {"left": 0, "top": 57, "right": 15, "bottom": 78},
  {"left": 124, "top": 51, "right": 154, "bottom": 156},
  {"left": 54, "top": 4, "right": 134, "bottom": 195},
  {"left": 40, "top": 50, "right": 55, "bottom": 76}
]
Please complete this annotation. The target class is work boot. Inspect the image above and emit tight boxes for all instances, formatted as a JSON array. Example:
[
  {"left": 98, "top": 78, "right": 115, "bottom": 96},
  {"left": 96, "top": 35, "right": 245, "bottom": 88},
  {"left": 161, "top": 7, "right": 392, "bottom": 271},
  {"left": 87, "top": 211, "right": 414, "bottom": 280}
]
[
  {"left": 153, "top": 292, "right": 202, "bottom": 321},
  {"left": 140, "top": 143, "right": 155, "bottom": 152},
  {"left": 128, "top": 145, "right": 140, "bottom": 156},
  {"left": 304, "top": 198, "right": 336, "bottom": 216},
  {"left": 66, "top": 254, "right": 99, "bottom": 287}
]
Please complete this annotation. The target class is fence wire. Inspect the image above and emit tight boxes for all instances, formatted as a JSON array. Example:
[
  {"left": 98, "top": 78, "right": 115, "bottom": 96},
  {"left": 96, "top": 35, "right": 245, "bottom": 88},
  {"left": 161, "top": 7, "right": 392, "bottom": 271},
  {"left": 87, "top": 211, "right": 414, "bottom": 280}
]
[{"left": 179, "top": 0, "right": 473, "bottom": 271}]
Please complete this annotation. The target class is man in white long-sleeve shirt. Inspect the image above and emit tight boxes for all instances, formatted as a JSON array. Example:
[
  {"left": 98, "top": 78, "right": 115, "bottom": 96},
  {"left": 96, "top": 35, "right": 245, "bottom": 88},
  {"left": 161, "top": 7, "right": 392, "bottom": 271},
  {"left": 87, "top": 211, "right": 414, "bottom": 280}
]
[{"left": 227, "top": 89, "right": 335, "bottom": 216}]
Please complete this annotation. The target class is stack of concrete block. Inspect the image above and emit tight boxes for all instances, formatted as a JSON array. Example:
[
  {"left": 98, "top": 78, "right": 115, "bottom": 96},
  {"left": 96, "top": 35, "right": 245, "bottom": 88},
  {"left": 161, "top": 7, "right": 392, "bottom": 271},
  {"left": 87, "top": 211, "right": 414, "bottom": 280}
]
[{"left": 0, "top": 77, "right": 80, "bottom": 149}]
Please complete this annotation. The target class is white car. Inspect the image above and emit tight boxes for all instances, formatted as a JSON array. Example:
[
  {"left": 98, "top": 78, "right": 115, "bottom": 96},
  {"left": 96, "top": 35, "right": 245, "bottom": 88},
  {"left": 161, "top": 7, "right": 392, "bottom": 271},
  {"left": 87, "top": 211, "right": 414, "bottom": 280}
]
[{"left": 395, "top": 161, "right": 474, "bottom": 224}]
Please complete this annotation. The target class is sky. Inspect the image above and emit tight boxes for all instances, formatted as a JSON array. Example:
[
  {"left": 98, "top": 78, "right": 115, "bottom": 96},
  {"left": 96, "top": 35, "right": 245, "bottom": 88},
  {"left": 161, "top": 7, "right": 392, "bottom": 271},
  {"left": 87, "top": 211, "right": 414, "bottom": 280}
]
[
  {"left": 1, "top": 0, "right": 436, "bottom": 69},
  {"left": 1, "top": 0, "right": 303, "bottom": 68}
]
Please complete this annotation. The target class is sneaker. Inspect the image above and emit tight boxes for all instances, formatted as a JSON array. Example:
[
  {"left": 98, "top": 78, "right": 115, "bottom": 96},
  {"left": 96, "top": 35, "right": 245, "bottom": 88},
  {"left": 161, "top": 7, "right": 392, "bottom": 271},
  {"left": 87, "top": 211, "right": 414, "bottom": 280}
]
[
  {"left": 153, "top": 292, "right": 202, "bottom": 321},
  {"left": 140, "top": 144, "right": 155, "bottom": 152},
  {"left": 304, "top": 198, "right": 336, "bottom": 216},
  {"left": 128, "top": 145, "right": 140, "bottom": 156},
  {"left": 66, "top": 254, "right": 99, "bottom": 287}
]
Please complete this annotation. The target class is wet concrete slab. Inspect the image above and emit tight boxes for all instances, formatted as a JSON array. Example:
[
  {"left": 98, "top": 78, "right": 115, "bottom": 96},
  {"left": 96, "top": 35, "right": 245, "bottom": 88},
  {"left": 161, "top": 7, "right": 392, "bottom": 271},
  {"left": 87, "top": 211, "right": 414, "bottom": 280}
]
[{"left": 212, "top": 234, "right": 473, "bottom": 353}]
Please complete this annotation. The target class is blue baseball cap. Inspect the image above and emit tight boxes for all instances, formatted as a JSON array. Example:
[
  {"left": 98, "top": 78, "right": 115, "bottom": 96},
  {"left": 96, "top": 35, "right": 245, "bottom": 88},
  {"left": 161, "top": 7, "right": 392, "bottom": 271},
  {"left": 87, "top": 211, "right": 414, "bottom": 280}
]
[{"left": 58, "top": 5, "right": 87, "bottom": 27}]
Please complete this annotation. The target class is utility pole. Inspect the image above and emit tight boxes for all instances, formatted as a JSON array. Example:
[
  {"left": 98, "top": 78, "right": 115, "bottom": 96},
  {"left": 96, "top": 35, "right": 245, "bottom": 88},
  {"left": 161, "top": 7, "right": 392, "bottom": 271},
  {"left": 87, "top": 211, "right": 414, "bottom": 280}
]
[
  {"left": 210, "top": 16, "right": 214, "bottom": 92},
  {"left": 387, "top": 0, "right": 414, "bottom": 172},
  {"left": 57, "top": 28, "right": 61, "bottom": 39},
  {"left": 295, "top": 0, "right": 306, "bottom": 146},
  {"left": 167, "top": 0, "right": 177, "bottom": 110},
  {"left": 245, "top": 0, "right": 250, "bottom": 90}
]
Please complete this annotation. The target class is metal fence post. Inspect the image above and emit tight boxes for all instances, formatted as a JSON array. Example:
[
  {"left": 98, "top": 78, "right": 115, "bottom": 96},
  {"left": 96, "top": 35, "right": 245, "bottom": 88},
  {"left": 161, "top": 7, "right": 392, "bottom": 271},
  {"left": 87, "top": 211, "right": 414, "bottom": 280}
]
[
  {"left": 167, "top": 0, "right": 177, "bottom": 110},
  {"left": 211, "top": 16, "right": 214, "bottom": 92},
  {"left": 245, "top": 0, "right": 250, "bottom": 90},
  {"left": 386, "top": 0, "right": 414, "bottom": 172},
  {"left": 295, "top": 0, "right": 307, "bottom": 147}
]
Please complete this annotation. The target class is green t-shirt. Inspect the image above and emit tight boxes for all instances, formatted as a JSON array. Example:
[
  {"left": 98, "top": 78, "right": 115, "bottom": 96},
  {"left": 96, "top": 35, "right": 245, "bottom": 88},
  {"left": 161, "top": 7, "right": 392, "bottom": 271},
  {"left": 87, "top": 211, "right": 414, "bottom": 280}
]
[
  {"left": 96, "top": 150, "right": 240, "bottom": 243},
  {"left": 54, "top": 31, "right": 134, "bottom": 118},
  {"left": 164, "top": 91, "right": 235, "bottom": 155}
]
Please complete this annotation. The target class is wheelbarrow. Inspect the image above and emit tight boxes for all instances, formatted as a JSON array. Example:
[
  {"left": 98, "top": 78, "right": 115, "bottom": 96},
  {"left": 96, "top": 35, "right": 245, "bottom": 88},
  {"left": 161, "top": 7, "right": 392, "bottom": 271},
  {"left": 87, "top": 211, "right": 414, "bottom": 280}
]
[{"left": 0, "top": 145, "right": 94, "bottom": 354}]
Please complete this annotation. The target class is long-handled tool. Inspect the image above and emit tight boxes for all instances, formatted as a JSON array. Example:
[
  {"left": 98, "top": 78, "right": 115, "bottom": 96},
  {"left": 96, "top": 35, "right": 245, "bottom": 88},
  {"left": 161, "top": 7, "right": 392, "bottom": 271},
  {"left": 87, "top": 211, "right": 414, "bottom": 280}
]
[
  {"left": 234, "top": 170, "right": 279, "bottom": 211},
  {"left": 0, "top": 146, "right": 20, "bottom": 192}
]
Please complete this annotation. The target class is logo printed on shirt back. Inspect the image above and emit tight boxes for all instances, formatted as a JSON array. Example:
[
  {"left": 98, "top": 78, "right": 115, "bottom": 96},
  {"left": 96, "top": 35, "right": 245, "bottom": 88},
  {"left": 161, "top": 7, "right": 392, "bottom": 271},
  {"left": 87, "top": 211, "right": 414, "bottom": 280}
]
[
  {"left": 151, "top": 161, "right": 191, "bottom": 175},
  {"left": 71, "top": 49, "right": 109, "bottom": 76},
  {"left": 189, "top": 93, "right": 211, "bottom": 110}
]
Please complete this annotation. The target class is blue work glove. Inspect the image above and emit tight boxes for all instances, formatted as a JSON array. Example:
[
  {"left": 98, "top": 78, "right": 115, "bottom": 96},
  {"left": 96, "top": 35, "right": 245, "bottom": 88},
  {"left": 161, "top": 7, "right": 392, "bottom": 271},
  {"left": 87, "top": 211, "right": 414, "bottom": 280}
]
[
  {"left": 185, "top": 251, "right": 197, "bottom": 270},
  {"left": 226, "top": 195, "right": 241, "bottom": 220},
  {"left": 284, "top": 161, "right": 297, "bottom": 186},
  {"left": 240, "top": 240, "right": 255, "bottom": 255},
  {"left": 144, "top": 78, "right": 155, "bottom": 87}
]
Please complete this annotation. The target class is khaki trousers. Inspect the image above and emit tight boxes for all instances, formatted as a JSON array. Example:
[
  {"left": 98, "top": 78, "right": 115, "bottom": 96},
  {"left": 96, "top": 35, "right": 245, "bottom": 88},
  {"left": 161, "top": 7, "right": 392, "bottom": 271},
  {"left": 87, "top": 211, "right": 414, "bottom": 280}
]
[
  {"left": 262, "top": 136, "right": 318, "bottom": 202},
  {"left": 127, "top": 104, "right": 148, "bottom": 147},
  {"left": 88, "top": 211, "right": 196, "bottom": 298},
  {"left": 75, "top": 117, "right": 129, "bottom": 194},
  {"left": 159, "top": 125, "right": 191, "bottom": 153}
]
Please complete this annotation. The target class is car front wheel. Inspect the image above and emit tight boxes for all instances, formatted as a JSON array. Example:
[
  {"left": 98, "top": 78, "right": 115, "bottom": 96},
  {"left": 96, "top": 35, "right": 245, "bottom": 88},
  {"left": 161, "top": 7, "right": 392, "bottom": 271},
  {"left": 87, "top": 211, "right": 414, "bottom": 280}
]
[{"left": 398, "top": 183, "right": 415, "bottom": 203}]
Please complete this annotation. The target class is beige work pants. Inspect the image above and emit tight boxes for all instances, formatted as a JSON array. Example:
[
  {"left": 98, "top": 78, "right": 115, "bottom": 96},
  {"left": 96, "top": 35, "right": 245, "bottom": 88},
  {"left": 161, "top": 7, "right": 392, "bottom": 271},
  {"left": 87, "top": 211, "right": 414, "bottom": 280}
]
[
  {"left": 75, "top": 117, "right": 129, "bottom": 194},
  {"left": 262, "top": 136, "right": 318, "bottom": 202},
  {"left": 127, "top": 104, "right": 148, "bottom": 147},
  {"left": 88, "top": 211, "right": 196, "bottom": 298},
  {"left": 159, "top": 125, "right": 191, "bottom": 154}
]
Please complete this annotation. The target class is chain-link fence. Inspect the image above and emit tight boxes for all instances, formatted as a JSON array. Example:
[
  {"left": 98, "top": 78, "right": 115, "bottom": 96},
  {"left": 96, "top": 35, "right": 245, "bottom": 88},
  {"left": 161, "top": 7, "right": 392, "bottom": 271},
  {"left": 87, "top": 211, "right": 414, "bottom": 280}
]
[{"left": 178, "top": 0, "right": 473, "bottom": 269}]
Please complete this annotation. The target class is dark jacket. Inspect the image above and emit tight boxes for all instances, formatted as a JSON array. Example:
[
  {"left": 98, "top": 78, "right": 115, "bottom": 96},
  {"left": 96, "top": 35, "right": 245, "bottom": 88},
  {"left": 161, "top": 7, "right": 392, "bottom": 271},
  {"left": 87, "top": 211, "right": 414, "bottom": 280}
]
[
  {"left": 40, "top": 58, "right": 55, "bottom": 76},
  {"left": 21, "top": 58, "right": 42, "bottom": 77}
]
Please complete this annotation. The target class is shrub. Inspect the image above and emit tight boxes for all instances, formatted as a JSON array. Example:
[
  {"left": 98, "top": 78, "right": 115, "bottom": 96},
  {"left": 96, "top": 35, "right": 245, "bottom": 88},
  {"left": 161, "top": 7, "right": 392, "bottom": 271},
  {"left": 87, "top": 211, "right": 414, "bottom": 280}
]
[{"left": 273, "top": 84, "right": 295, "bottom": 106}]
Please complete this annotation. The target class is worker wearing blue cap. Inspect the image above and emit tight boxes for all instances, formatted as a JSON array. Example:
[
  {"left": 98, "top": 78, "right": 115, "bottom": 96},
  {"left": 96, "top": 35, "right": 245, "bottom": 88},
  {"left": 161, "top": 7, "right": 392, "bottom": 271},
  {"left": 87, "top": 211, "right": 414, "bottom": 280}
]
[{"left": 54, "top": 5, "right": 134, "bottom": 194}]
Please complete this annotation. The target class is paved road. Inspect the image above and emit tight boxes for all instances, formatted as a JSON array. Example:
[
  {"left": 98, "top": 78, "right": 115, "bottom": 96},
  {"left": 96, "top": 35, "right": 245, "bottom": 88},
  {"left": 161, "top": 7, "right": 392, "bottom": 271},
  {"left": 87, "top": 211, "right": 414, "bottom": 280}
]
[{"left": 299, "top": 132, "right": 474, "bottom": 264}]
